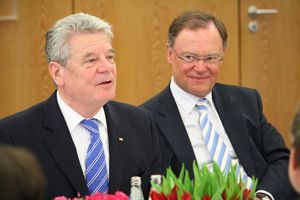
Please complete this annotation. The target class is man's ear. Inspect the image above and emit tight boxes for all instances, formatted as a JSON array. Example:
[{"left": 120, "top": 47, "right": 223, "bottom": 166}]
[
  {"left": 167, "top": 47, "right": 173, "bottom": 64},
  {"left": 290, "top": 148, "right": 299, "bottom": 169},
  {"left": 49, "top": 62, "right": 64, "bottom": 86}
]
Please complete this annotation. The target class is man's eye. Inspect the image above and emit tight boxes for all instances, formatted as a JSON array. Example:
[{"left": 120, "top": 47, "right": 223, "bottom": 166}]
[
  {"left": 86, "top": 58, "right": 97, "bottom": 63},
  {"left": 204, "top": 56, "right": 218, "bottom": 62},
  {"left": 106, "top": 55, "right": 114, "bottom": 60},
  {"left": 106, "top": 55, "right": 115, "bottom": 63},
  {"left": 182, "top": 55, "right": 195, "bottom": 62}
]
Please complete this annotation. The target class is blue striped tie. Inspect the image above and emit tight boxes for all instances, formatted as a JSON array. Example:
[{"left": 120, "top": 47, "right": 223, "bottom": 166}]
[
  {"left": 196, "top": 98, "right": 252, "bottom": 188},
  {"left": 81, "top": 119, "right": 109, "bottom": 194}
]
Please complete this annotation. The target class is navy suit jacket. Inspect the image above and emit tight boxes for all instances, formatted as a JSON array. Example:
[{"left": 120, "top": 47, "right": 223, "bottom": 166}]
[
  {"left": 141, "top": 83, "right": 297, "bottom": 200},
  {"left": 0, "top": 92, "right": 162, "bottom": 199}
]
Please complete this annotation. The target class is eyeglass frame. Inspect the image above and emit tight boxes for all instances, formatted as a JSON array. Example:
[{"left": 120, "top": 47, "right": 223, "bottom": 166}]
[{"left": 171, "top": 48, "right": 224, "bottom": 65}]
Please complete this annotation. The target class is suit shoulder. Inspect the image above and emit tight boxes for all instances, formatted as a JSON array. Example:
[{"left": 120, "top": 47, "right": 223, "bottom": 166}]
[
  {"left": 140, "top": 86, "right": 170, "bottom": 110},
  {"left": 0, "top": 101, "right": 46, "bottom": 125},
  {"left": 105, "top": 101, "right": 155, "bottom": 129},
  {"left": 215, "top": 83, "right": 258, "bottom": 97},
  {"left": 106, "top": 100, "right": 150, "bottom": 115},
  {"left": 140, "top": 96, "right": 159, "bottom": 110},
  {"left": 214, "top": 83, "right": 262, "bottom": 113}
]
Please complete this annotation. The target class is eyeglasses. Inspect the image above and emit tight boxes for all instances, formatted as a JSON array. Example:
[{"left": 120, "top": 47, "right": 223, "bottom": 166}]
[{"left": 172, "top": 48, "right": 224, "bottom": 65}]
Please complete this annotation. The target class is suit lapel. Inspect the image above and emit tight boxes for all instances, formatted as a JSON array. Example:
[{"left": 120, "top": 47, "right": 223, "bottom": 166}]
[
  {"left": 104, "top": 103, "right": 126, "bottom": 193},
  {"left": 212, "top": 85, "right": 255, "bottom": 176},
  {"left": 156, "top": 87, "right": 196, "bottom": 173},
  {"left": 43, "top": 92, "right": 89, "bottom": 195}
]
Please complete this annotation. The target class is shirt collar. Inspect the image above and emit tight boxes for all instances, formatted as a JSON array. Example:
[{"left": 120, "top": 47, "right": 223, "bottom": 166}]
[
  {"left": 56, "top": 91, "right": 107, "bottom": 132},
  {"left": 170, "top": 77, "right": 214, "bottom": 114}
]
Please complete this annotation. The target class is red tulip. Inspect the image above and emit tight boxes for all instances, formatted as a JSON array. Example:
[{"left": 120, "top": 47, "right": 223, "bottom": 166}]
[
  {"left": 202, "top": 195, "right": 211, "bottom": 200},
  {"left": 221, "top": 191, "right": 226, "bottom": 199},
  {"left": 166, "top": 186, "right": 178, "bottom": 200},
  {"left": 243, "top": 189, "right": 251, "bottom": 200},
  {"left": 181, "top": 192, "right": 192, "bottom": 200},
  {"left": 150, "top": 191, "right": 166, "bottom": 200}
]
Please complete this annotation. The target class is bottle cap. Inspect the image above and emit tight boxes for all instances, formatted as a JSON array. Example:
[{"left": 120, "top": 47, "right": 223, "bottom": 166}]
[
  {"left": 131, "top": 176, "right": 142, "bottom": 185},
  {"left": 150, "top": 174, "right": 162, "bottom": 185}
]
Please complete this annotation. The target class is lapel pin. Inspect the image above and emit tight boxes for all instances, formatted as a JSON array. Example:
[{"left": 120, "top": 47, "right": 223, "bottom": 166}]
[{"left": 118, "top": 137, "right": 124, "bottom": 142}]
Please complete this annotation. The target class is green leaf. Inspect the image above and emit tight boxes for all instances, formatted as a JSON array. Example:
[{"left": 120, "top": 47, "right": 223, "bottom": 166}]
[
  {"left": 211, "top": 185, "right": 225, "bottom": 200},
  {"left": 153, "top": 161, "right": 257, "bottom": 200}
]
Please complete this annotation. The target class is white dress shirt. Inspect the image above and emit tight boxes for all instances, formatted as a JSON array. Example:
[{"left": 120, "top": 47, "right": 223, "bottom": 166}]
[
  {"left": 169, "top": 77, "right": 274, "bottom": 199},
  {"left": 170, "top": 77, "right": 237, "bottom": 170},
  {"left": 56, "top": 91, "right": 110, "bottom": 178}
]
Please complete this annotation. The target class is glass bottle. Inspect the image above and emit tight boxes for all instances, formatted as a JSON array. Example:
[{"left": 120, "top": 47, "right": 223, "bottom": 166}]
[
  {"left": 148, "top": 174, "right": 162, "bottom": 200},
  {"left": 130, "top": 176, "right": 144, "bottom": 200}
]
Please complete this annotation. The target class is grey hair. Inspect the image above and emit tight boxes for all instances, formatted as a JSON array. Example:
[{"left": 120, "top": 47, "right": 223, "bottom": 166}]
[{"left": 45, "top": 12, "right": 113, "bottom": 66}]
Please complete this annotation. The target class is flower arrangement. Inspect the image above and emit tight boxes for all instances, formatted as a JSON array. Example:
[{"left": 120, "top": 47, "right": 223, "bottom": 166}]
[
  {"left": 53, "top": 191, "right": 129, "bottom": 200},
  {"left": 150, "top": 162, "right": 258, "bottom": 200}
]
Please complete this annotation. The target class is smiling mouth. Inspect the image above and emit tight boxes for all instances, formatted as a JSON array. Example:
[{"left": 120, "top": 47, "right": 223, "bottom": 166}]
[
  {"left": 98, "top": 80, "right": 113, "bottom": 85},
  {"left": 190, "top": 75, "right": 209, "bottom": 80}
]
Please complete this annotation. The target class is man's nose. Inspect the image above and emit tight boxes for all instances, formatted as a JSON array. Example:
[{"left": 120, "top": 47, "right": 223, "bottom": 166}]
[
  {"left": 96, "top": 58, "right": 114, "bottom": 72},
  {"left": 193, "top": 59, "right": 207, "bottom": 71}
]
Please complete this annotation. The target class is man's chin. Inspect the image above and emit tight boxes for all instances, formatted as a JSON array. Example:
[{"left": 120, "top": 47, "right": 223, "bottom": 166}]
[
  {"left": 99, "top": 92, "right": 116, "bottom": 103},
  {"left": 188, "top": 88, "right": 211, "bottom": 98}
]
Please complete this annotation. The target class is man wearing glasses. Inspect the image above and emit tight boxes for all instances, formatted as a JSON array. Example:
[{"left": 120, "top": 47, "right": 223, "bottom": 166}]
[{"left": 141, "top": 9, "right": 297, "bottom": 200}]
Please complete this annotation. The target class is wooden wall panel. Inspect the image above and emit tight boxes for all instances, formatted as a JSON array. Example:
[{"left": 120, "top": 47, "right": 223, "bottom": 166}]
[
  {"left": 240, "top": 0, "right": 300, "bottom": 146},
  {"left": 0, "top": 0, "right": 238, "bottom": 117},
  {"left": 0, "top": 0, "right": 297, "bottom": 147},
  {"left": 74, "top": 0, "right": 239, "bottom": 105},
  {"left": 0, "top": 0, "right": 72, "bottom": 117}
]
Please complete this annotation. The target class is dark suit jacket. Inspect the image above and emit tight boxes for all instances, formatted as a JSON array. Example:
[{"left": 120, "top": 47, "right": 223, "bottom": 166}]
[
  {"left": 0, "top": 92, "right": 161, "bottom": 199},
  {"left": 141, "top": 83, "right": 297, "bottom": 200}
]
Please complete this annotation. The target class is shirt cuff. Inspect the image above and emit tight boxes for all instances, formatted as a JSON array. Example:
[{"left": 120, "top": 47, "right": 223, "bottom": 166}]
[{"left": 256, "top": 190, "right": 274, "bottom": 200}]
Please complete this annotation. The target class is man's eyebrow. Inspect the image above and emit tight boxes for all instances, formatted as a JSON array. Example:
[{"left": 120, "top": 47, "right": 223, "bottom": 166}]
[
  {"left": 82, "top": 52, "right": 97, "bottom": 59},
  {"left": 108, "top": 48, "right": 116, "bottom": 54},
  {"left": 82, "top": 49, "right": 116, "bottom": 61},
  {"left": 180, "top": 51, "right": 220, "bottom": 56}
]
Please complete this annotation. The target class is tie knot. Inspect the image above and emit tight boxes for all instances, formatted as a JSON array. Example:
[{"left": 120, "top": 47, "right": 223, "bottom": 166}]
[
  {"left": 196, "top": 98, "right": 209, "bottom": 112},
  {"left": 81, "top": 118, "right": 99, "bottom": 136}
]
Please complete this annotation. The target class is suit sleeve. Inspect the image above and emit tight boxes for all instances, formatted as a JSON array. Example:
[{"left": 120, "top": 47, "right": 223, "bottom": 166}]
[
  {"left": 148, "top": 111, "right": 163, "bottom": 175},
  {"left": 0, "top": 122, "right": 14, "bottom": 144},
  {"left": 252, "top": 90, "right": 297, "bottom": 199},
  {"left": 139, "top": 111, "right": 163, "bottom": 197}
]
